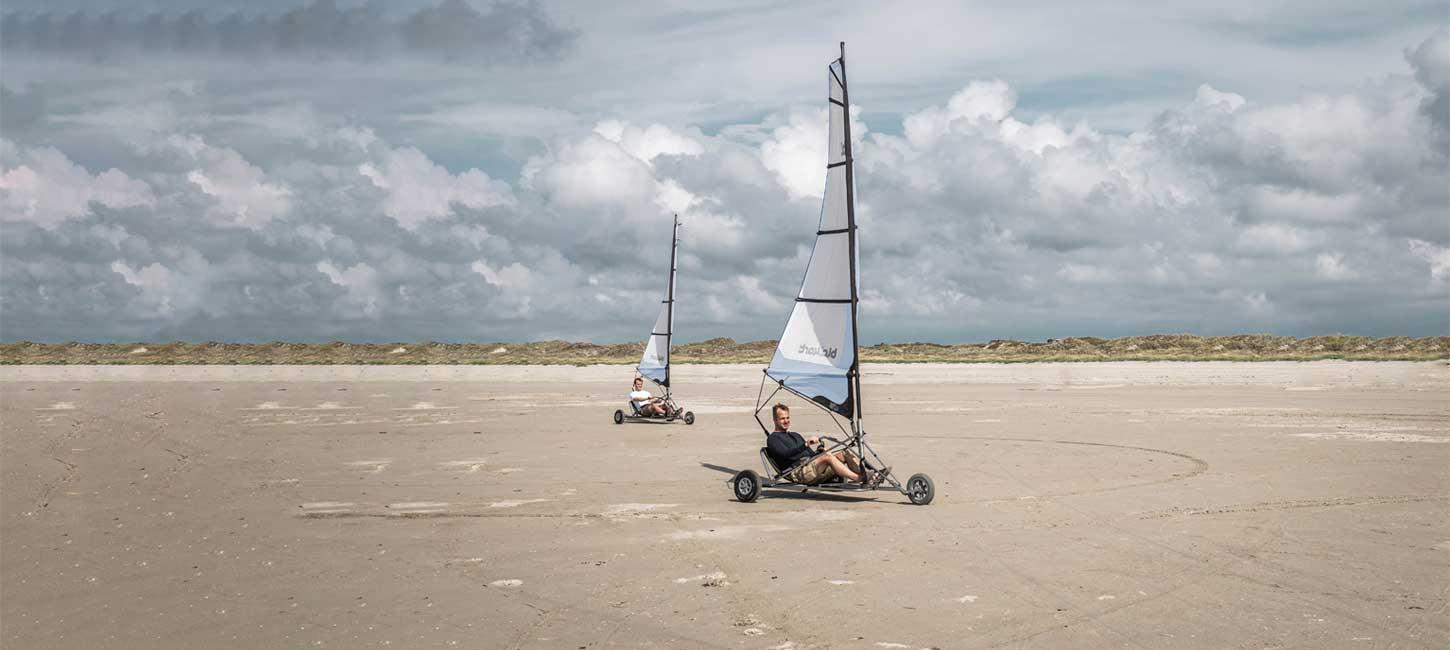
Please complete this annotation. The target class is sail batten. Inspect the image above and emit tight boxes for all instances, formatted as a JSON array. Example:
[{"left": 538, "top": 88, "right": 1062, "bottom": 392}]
[{"left": 765, "top": 50, "right": 859, "bottom": 417}]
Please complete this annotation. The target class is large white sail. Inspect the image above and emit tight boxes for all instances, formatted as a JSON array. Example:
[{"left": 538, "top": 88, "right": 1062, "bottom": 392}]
[
  {"left": 765, "top": 56, "right": 858, "bottom": 416},
  {"left": 637, "top": 216, "right": 679, "bottom": 387}
]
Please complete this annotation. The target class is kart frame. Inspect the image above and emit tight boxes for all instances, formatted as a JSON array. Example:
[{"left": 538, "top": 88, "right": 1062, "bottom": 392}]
[
  {"left": 728, "top": 373, "right": 933, "bottom": 504},
  {"left": 613, "top": 387, "right": 694, "bottom": 425}
]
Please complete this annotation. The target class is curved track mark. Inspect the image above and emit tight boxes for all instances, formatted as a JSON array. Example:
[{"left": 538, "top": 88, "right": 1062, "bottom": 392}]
[{"left": 897, "top": 434, "right": 1211, "bottom": 499}]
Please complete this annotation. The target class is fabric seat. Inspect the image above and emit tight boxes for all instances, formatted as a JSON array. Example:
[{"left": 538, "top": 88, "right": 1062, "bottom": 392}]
[{"left": 760, "top": 447, "right": 782, "bottom": 474}]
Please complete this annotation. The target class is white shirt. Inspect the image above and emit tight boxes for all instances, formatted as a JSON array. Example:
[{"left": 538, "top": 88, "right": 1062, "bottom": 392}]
[{"left": 629, "top": 389, "right": 652, "bottom": 407}]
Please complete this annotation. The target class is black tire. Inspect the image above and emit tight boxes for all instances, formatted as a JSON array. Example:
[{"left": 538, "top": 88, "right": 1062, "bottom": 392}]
[
  {"left": 906, "top": 473, "right": 935, "bottom": 505},
  {"left": 683, "top": 411, "right": 695, "bottom": 425},
  {"left": 613, "top": 410, "right": 624, "bottom": 425},
  {"left": 733, "top": 469, "right": 760, "bottom": 503}
]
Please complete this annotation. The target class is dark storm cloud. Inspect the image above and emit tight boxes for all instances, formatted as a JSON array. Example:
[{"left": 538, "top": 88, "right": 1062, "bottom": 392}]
[{"left": 0, "top": 0, "right": 575, "bottom": 63}]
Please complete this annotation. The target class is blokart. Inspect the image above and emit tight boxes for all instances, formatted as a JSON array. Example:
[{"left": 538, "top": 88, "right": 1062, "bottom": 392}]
[
  {"left": 727, "top": 43, "right": 933, "bottom": 505},
  {"left": 613, "top": 391, "right": 694, "bottom": 425},
  {"left": 612, "top": 214, "right": 695, "bottom": 427}
]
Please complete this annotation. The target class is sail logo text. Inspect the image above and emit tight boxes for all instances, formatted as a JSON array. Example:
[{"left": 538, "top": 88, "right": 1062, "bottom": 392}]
[{"left": 798, "top": 344, "right": 838, "bottom": 360}]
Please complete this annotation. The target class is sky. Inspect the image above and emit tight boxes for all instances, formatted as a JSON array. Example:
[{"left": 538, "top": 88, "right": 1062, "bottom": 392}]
[{"left": 1, "top": 0, "right": 1447, "bottom": 343}]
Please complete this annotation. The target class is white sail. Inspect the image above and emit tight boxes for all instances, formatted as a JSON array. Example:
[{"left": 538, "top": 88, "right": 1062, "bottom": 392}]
[
  {"left": 765, "top": 57, "right": 857, "bottom": 416},
  {"left": 637, "top": 216, "right": 678, "bottom": 387}
]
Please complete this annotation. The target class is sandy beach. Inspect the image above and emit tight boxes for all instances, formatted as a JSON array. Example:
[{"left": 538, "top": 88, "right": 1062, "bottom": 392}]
[{"left": 3, "top": 361, "right": 1447, "bottom": 648}]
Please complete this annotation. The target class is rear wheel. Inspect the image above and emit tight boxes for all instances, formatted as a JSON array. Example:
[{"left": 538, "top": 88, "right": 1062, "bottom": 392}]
[
  {"left": 733, "top": 469, "right": 760, "bottom": 503},
  {"left": 906, "top": 473, "right": 935, "bottom": 505},
  {"left": 683, "top": 411, "right": 695, "bottom": 425},
  {"left": 613, "top": 410, "right": 624, "bottom": 425}
]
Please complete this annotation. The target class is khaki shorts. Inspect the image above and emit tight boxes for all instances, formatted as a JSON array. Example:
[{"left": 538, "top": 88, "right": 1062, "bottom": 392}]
[
  {"left": 786, "top": 450, "right": 864, "bottom": 485},
  {"left": 786, "top": 456, "right": 836, "bottom": 485}
]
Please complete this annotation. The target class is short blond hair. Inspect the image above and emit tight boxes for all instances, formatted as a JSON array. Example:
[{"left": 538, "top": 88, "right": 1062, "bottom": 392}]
[{"left": 771, "top": 403, "right": 790, "bottom": 418}]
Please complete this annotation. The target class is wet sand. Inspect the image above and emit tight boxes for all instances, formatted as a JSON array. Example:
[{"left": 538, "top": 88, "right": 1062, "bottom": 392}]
[{"left": 3, "top": 362, "right": 1447, "bottom": 649}]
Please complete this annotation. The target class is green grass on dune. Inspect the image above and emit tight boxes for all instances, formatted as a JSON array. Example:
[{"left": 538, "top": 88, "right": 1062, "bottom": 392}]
[{"left": 2, "top": 335, "right": 1445, "bottom": 365}]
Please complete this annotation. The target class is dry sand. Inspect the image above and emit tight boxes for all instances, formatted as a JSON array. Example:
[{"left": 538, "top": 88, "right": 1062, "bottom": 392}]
[{"left": 2, "top": 362, "right": 1447, "bottom": 649}]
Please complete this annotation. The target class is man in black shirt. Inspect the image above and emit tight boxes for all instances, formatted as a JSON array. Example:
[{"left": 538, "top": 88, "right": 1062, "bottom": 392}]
[{"left": 765, "top": 403, "right": 884, "bottom": 486}]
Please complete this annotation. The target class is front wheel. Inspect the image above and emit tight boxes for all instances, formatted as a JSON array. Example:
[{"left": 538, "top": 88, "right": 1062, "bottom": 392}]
[
  {"left": 733, "top": 469, "right": 760, "bottom": 503},
  {"left": 683, "top": 411, "right": 695, "bottom": 425},
  {"left": 613, "top": 409, "right": 624, "bottom": 425},
  {"left": 906, "top": 473, "right": 935, "bottom": 505}
]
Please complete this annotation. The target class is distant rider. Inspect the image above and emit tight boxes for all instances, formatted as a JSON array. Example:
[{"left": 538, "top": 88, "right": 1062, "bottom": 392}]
[{"left": 629, "top": 377, "right": 669, "bottom": 417}]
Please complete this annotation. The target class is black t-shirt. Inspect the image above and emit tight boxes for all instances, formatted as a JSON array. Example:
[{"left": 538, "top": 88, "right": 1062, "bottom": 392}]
[{"left": 766, "top": 430, "right": 815, "bottom": 468}]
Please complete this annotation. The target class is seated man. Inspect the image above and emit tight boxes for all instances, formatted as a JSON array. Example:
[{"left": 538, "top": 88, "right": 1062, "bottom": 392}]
[
  {"left": 764, "top": 403, "right": 885, "bottom": 486},
  {"left": 629, "top": 377, "right": 669, "bottom": 417}
]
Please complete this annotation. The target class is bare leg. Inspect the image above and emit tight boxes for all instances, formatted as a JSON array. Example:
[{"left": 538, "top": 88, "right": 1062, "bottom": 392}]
[
  {"left": 835, "top": 451, "right": 863, "bottom": 475},
  {"left": 816, "top": 453, "right": 861, "bottom": 482}
]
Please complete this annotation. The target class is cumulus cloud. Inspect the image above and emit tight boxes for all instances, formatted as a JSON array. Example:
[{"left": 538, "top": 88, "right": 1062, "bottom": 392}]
[
  {"left": 1407, "top": 28, "right": 1450, "bottom": 136},
  {"left": 1408, "top": 239, "right": 1450, "bottom": 284},
  {"left": 0, "top": 0, "right": 576, "bottom": 64},
  {"left": 360, "top": 146, "right": 513, "bottom": 230},
  {"left": 185, "top": 147, "right": 292, "bottom": 230},
  {"left": 1, "top": 141, "right": 154, "bottom": 229},
  {"left": 760, "top": 106, "right": 867, "bottom": 199},
  {"left": 0, "top": 29, "right": 1446, "bottom": 343},
  {"left": 1314, "top": 252, "right": 1356, "bottom": 280}
]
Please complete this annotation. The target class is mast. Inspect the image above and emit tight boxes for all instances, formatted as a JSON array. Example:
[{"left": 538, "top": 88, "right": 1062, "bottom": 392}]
[
  {"left": 839, "top": 41, "right": 863, "bottom": 432},
  {"left": 664, "top": 213, "right": 679, "bottom": 392}
]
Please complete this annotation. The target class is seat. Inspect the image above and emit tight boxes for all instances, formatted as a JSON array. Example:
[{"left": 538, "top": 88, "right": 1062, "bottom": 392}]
[{"left": 759, "top": 447, "right": 784, "bottom": 475}]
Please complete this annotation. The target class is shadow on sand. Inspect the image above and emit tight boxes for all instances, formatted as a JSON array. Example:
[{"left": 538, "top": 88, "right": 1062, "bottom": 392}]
[{"left": 700, "top": 463, "right": 880, "bottom": 503}]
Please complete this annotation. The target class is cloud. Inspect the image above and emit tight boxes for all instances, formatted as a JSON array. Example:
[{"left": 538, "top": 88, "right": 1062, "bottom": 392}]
[
  {"left": 1, "top": 141, "right": 154, "bottom": 229},
  {"left": 904, "top": 79, "right": 1017, "bottom": 147},
  {"left": 0, "top": 29, "right": 1446, "bottom": 343},
  {"left": 1408, "top": 239, "right": 1450, "bottom": 285},
  {"left": 316, "top": 260, "right": 382, "bottom": 318},
  {"left": 1314, "top": 252, "right": 1356, "bottom": 280},
  {"left": 360, "top": 146, "right": 514, "bottom": 230},
  {"left": 185, "top": 146, "right": 292, "bottom": 230},
  {"left": 1407, "top": 27, "right": 1450, "bottom": 136},
  {"left": 0, "top": 84, "right": 45, "bottom": 132},
  {"left": 594, "top": 120, "right": 705, "bottom": 165},
  {"left": 759, "top": 105, "right": 867, "bottom": 199},
  {"left": 0, "top": 0, "right": 576, "bottom": 63}
]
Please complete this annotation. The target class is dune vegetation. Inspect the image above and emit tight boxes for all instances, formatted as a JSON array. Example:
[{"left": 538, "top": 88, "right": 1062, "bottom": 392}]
[{"left": 2, "top": 335, "right": 1445, "bottom": 365}]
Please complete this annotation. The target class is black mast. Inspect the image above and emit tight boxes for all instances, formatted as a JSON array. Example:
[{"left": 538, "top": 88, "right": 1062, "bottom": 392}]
[
  {"left": 664, "top": 213, "right": 678, "bottom": 391},
  {"left": 839, "top": 41, "right": 863, "bottom": 434}
]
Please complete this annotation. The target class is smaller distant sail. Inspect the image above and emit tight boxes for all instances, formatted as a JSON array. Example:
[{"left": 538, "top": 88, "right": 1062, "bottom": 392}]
[
  {"left": 638, "top": 298, "right": 671, "bottom": 385},
  {"left": 637, "top": 216, "right": 679, "bottom": 387}
]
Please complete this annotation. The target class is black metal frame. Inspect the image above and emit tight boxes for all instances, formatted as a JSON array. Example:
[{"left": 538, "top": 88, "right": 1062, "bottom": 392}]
[
  {"left": 749, "top": 374, "right": 907, "bottom": 495},
  {"left": 735, "top": 43, "right": 928, "bottom": 503},
  {"left": 619, "top": 389, "right": 689, "bottom": 423}
]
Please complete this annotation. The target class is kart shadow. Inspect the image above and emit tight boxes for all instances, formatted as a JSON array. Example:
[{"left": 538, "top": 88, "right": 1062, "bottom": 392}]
[
  {"left": 701, "top": 463, "right": 881, "bottom": 503},
  {"left": 757, "top": 489, "right": 878, "bottom": 503},
  {"left": 699, "top": 463, "right": 739, "bottom": 475}
]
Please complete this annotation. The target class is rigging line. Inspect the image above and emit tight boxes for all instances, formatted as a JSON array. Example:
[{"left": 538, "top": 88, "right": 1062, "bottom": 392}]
[
  {"left": 829, "top": 98, "right": 846, "bottom": 107},
  {"left": 764, "top": 375, "right": 855, "bottom": 425},
  {"left": 826, "top": 160, "right": 850, "bottom": 168}
]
